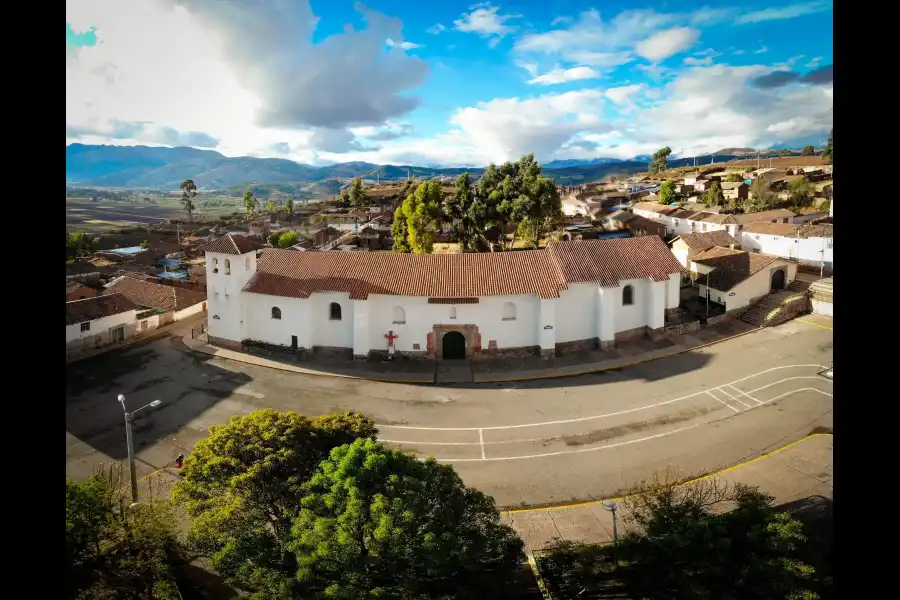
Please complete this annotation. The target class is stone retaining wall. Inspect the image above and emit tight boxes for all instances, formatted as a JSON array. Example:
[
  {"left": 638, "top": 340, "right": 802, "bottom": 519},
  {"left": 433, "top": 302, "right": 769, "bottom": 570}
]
[
  {"left": 664, "top": 321, "right": 702, "bottom": 336},
  {"left": 706, "top": 313, "right": 731, "bottom": 326}
]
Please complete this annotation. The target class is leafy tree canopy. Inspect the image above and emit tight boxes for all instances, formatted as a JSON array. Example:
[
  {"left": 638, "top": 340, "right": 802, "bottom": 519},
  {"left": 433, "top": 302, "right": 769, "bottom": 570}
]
[
  {"left": 821, "top": 130, "right": 832, "bottom": 165},
  {"left": 399, "top": 181, "right": 443, "bottom": 254},
  {"left": 391, "top": 208, "right": 411, "bottom": 252},
  {"left": 180, "top": 179, "right": 197, "bottom": 221},
  {"left": 290, "top": 438, "right": 526, "bottom": 600},
  {"left": 747, "top": 177, "right": 774, "bottom": 212},
  {"left": 658, "top": 180, "right": 679, "bottom": 205},
  {"left": 243, "top": 190, "right": 258, "bottom": 214},
  {"left": 349, "top": 177, "right": 369, "bottom": 207},
  {"left": 173, "top": 409, "right": 377, "bottom": 598},
  {"left": 789, "top": 177, "right": 814, "bottom": 207},
  {"left": 277, "top": 230, "right": 299, "bottom": 248},
  {"left": 649, "top": 146, "right": 672, "bottom": 173},
  {"left": 801, "top": 145, "right": 816, "bottom": 156}
]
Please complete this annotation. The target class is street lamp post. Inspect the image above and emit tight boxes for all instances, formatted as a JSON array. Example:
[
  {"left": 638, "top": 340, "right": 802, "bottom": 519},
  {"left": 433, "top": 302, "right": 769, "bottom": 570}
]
[
  {"left": 603, "top": 500, "right": 619, "bottom": 565},
  {"left": 117, "top": 394, "right": 162, "bottom": 503}
]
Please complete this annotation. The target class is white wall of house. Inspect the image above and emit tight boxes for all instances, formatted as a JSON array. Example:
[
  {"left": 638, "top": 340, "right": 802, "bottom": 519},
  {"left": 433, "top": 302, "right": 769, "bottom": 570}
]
[
  {"left": 136, "top": 313, "right": 161, "bottom": 334},
  {"left": 66, "top": 310, "right": 138, "bottom": 346},
  {"left": 556, "top": 283, "right": 598, "bottom": 343},
  {"left": 310, "top": 292, "right": 355, "bottom": 348},
  {"left": 244, "top": 292, "right": 313, "bottom": 348},
  {"left": 671, "top": 240, "right": 691, "bottom": 269},
  {"left": 811, "top": 299, "right": 833, "bottom": 317},
  {"left": 740, "top": 232, "right": 833, "bottom": 266},
  {"left": 174, "top": 301, "right": 206, "bottom": 321},
  {"left": 562, "top": 199, "right": 589, "bottom": 216},
  {"left": 699, "top": 262, "right": 797, "bottom": 311}
]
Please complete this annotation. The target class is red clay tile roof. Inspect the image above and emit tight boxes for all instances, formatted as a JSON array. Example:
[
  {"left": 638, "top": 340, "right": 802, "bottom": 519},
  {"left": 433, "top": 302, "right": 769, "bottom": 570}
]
[
  {"left": 66, "top": 280, "right": 84, "bottom": 296},
  {"left": 695, "top": 252, "right": 783, "bottom": 291},
  {"left": 741, "top": 222, "right": 801, "bottom": 236},
  {"left": 103, "top": 276, "right": 206, "bottom": 312},
  {"left": 675, "top": 231, "right": 738, "bottom": 252},
  {"left": 66, "top": 293, "right": 137, "bottom": 325},
  {"left": 241, "top": 237, "right": 684, "bottom": 300},
  {"left": 546, "top": 237, "right": 684, "bottom": 287},
  {"left": 428, "top": 297, "right": 479, "bottom": 304},
  {"left": 730, "top": 209, "right": 796, "bottom": 225},
  {"left": 692, "top": 246, "right": 746, "bottom": 262},
  {"left": 797, "top": 223, "right": 833, "bottom": 238},
  {"left": 200, "top": 234, "right": 262, "bottom": 255}
]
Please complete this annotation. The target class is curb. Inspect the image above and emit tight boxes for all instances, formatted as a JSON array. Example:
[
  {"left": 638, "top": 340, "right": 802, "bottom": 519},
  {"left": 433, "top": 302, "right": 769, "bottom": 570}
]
[
  {"left": 180, "top": 335, "right": 436, "bottom": 384},
  {"left": 475, "top": 325, "right": 759, "bottom": 384},
  {"left": 503, "top": 432, "right": 833, "bottom": 514}
]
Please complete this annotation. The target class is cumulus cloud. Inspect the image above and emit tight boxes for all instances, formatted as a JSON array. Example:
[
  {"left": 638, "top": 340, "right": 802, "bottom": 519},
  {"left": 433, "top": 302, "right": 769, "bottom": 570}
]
[
  {"left": 684, "top": 56, "right": 713, "bottom": 66},
  {"left": 635, "top": 27, "right": 700, "bottom": 62},
  {"left": 751, "top": 64, "right": 833, "bottom": 89},
  {"left": 360, "top": 122, "right": 415, "bottom": 141},
  {"left": 453, "top": 2, "right": 521, "bottom": 46},
  {"left": 66, "top": 0, "right": 428, "bottom": 157},
  {"left": 426, "top": 23, "right": 445, "bottom": 34},
  {"left": 528, "top": 66, "right": 600, "bottom": 85},
  {"left": 386, "top": 38, "right": 422, "bottom": 50},
  {"left": 736, "top": 1, "right": 832, "bottom": 24},
  {"left": 754, "top": 45, "right": 769, "bottom": 54},
  {"left": 308, "top": 128, "right": 376, "bottom": 153},
  {"left": 605, "top": 84, "right": 645, "bottom": 108},
  {"left": 66, "top": 119, "right": 220, "bottom": 148}
]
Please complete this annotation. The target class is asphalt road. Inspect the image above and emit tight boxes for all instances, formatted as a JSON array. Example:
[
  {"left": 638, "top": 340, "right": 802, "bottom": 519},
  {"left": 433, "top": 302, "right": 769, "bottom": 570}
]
[{"left": 65, "top": 314, "right": 833, "bottom": 509}]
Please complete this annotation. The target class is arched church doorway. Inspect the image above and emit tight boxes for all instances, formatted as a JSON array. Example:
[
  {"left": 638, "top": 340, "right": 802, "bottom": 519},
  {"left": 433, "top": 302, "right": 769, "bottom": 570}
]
[
  {"left": 442, "top": 331, "right": 466, "bottom": 360},
  {"left": 771, "top": 269, "right": 786, "bottom": 291}
]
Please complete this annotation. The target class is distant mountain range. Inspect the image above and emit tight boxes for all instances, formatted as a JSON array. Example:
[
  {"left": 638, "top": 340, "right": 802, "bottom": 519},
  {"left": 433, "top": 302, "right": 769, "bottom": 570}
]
[{"left": 65, "top": 144, "right": 792, "bottom": 191}]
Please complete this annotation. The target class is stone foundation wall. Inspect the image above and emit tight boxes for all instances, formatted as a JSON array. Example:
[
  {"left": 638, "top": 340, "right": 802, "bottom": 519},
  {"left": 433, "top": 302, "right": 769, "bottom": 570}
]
[
  {"left": 615, "top": 326, "right": 648, "bottom": 343},
  {"left": 706, "top": 313, "right": 731, "bottom": 326},
  {"left": 555, "top": 337, "right": 599, "bottom": 354},
  {"left": 369, "top": 349, "right": 431, "bottom": 361},
  {"left": 766, "top": 297, "right": 810, "bottom": 326},
  {"left": 312, "top": 346, "right": 354, "bottom": 360},
  {"left": 664, "top": 321, "right": 702, "bottom": 336},
  {"left": 474, "top": 344, "right": 541, "bottom": 360},
  {"left": 665, "top": 307, "right": 683, "bottom": 323}
]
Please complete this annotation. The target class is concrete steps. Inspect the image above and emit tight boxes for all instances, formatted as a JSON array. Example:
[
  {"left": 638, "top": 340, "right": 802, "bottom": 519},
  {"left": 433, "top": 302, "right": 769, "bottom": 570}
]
[
  {"left": 740, "top": 290, "right": 809, "bottom": 327},
  {"left": 787, "top": 279, "right": 813, "bottom": 293}
]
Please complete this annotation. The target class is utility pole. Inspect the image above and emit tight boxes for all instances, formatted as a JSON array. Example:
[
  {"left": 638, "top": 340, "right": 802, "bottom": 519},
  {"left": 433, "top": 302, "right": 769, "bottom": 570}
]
[
  {"left": 176, "top": 222, "right": 181, "bottom": 245},
  {"left": 117, "top": 395, "right": 162, "bottom": 503}
]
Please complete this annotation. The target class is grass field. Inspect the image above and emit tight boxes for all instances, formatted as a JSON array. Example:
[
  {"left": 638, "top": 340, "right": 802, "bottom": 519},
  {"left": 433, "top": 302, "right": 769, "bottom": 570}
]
[{"left": 66, "top": 196, "right": 242, "bottom": 234}]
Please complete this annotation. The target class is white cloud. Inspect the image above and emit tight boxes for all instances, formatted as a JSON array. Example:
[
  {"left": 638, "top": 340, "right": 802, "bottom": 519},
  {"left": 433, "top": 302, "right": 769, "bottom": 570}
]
[
  {"left": 527, "top": 66, "right": 600, "bottom": 85},
  {"left": 683, "top": 56, "right": 714, "bottom": 66},
  {"left": 66, "top": 0, "right": 428, "bottom": 159},
  {"left": 386, "top": 38, "right": 423, "bottom": 50},
  {"left": 737, "top": 1, "right": 831, "bottom": 24},
  {"left": 635, "top": 27, "right": 700, "bottom": 62},
  {"left": 605, "top": 84, "right": 645, "bottom": 111},
  {"left": 805, "top": 56, "right": 824, "bottom": 68},
  {"left": 550, "top": 16, "right": 572, "bottom": 26},
  {"left": 426, "top": 23, "right": 445, "bottom": 34},
  {"left": 453, "top": 2, "right": 521, "bottom": 45},
  {"left": 753, "top": 45, "right": 769, "bottom": 54}
]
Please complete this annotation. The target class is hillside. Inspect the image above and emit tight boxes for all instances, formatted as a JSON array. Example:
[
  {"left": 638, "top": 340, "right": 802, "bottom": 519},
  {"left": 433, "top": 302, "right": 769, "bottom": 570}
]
[{"left": 66, "top": 144, "right": 785, "bottom": 191}]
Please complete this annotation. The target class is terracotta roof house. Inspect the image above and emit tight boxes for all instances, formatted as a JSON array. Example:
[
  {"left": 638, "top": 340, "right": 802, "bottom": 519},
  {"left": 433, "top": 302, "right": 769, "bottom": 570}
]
[
  {"left": 692, "top": 249, "right": 797, "bottom": 312},
  {"left": 66, "top": 280, "right": 100, "bottom": 302},
  {"left": 203, "top": 237, "right": 686, "bottom": 358},
  {"left": 66, "top": 293, "right": 140, "bottom": 354},
  {"left": 740, "top": 221, "right": 833, "bottom": 271},
  {"left": 200, "top": 234, "right": 263, "bottom": 255},
  {"left": 103, "top": 275, "right": 207, "bottom": 321},
  {"left": 669, "top": 230, "right": 740, "bottom": 269}
]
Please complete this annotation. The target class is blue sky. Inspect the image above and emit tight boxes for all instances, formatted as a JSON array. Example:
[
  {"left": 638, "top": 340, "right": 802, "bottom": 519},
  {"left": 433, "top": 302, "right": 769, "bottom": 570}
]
[{"left": 66, "top": 0, "right": 833, "bottom": 166}]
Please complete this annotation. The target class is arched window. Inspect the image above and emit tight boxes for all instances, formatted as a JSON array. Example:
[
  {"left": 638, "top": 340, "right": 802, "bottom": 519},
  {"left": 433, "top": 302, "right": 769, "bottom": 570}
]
[
  {"left": 271, "top": 307, "right": 281, "bottom": 320},
  {"left": 623, "top": 285, "right": 634, "bottom": 306},
  {"left": 392, "top": 306, "right": 406, "bottom": 324},
  {"left": 502, "top": 302, "right": 516, "bottom": 321},
  {"left": 449, "top": 306, "right": 457, "bottom": 320},
  {"left": 329, "top": 302, "right": 342, "bottom": 320},
  {"left": 225, "top": 259, "right": 231, "bottom": 275},
  {"left": 212, "top": 257, "right": 218, "bottom": 273},
  {"left": 245, "top": 257, "right": 250, "bottom": 270}
]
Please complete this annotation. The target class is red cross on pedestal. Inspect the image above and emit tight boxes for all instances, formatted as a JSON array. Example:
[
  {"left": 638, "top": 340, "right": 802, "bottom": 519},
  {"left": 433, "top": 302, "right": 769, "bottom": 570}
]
[{"left": 385, "top": 330, "right": 399, "bottom": 347}]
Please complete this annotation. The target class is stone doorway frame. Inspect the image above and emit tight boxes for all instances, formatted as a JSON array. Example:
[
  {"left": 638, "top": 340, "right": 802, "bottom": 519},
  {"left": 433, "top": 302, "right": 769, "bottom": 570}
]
[{"left": 430, "top": 324, "right": 481, "bottom": 360}]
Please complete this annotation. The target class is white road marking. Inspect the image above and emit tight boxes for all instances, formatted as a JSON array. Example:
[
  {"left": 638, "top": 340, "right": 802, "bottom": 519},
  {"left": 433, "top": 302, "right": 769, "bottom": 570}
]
[
  {"left": 762, "top": 387, "right": 833, "bottom": 405},
  {"left": 725, "top": 383, "right": 762, "bottom": 405},
  {"left": 378, "top": 365, "right": 826, "bottom": 432},
  {"left": 233, "top": 386, "right": 265, "bottom": 399},
  {"left": 479, "top": 428, "right": 486, "bottom": 459},
  {"left": 745, "top": 376, "right": 833, "bottom": 396},
  {"left": 716, "top": 386, "right": 751, "bottom": 409},
  {"left": 706, "top": 390, "right": 740, "bottom": 413}
]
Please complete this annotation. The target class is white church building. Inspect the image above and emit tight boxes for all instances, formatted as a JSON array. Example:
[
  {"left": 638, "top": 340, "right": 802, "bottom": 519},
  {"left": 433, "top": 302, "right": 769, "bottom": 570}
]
[{"left": 202, "top": 235, "right": 685, "bottom": 360}]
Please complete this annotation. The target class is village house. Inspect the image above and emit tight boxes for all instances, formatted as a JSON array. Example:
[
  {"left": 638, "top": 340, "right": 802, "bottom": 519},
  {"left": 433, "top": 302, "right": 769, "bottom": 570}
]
[
  {"left": 203, "top": 235, "right": 685, "bottom": 360},
  {"left": 633, "top": 202, "right": 796, "bottom": 239},
  {"left": 66, "top": 293, "right": 139, "bottom": 355},
  {"left": 669, "top": 230, "right": 740, "bottom": 271},
  {"left": 740, "top": 222, "right": 833, "bottom": 271},
  {"left": 249, "top": 220, "right": 271, "bottom": 238},
  {"left": 692, "top": 248, "right": 797, "bottom": 313},
  {"left": 308, "top": 226, "right": 342, "bottom": 247},
  {"left": 721, "top": 182, "right": 749, "bottom": 201},
  {"left": 103, "top": 274, "right": 208, "bottom": 326},
  {"left": 602, "top": 211, "right": 667, "bottom": 240},
  {"left": 66, "top": 280, "right": 100, "bottom": 302}
]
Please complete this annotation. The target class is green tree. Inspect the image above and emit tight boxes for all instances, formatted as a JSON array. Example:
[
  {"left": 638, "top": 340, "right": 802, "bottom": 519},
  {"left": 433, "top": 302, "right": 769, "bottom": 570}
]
[
  {"left": 703, "top": 181, "right": 725, "bottom": 207},
  {"left": 66, "top": 476, "right": 113, "bottom": 596},
  {"left": 648, "top": 146, "right": 672, "bottom": 173},
  {"left": 180, "top": 179, "right": 198, "bottom": 222},
  {"left": 339, "top": 188, "right": 350, "bottom": 205},
  {"left": 747, "top": 178, "right": 774, "bottom": 212},
  {"left": 779, "top": 149, "right": 792, "bottom": 157},
  {"left": 618, "top": 471, "right": 818, "bottom": 600},
  {"left": 290, "top": 438, "right": 526, "bottom": 599},
  {"left": 140, "top": 240, "right": 149, "bottom": 249},
  {"left": 821, "top": 129, "right": 832, "bottom": 165},
  {"left": 348, "top": 177, "right": 369, "bottom": 207},
  {"left": 67, "top": 231, "right": 90, "bottom": 259},
  {"left": 265, "top": 200, "right": 277, "bottom": 213},
  {"left": 285, "top": 195, "right": 295, "bottom": 220},
  {"left": 444, "top": 172, "right": 476, "bottom": 251},
  {"left": 267, "top": 231, "right": 281, "bottom": 246},
  {"left": 243, "top": 190, "right": 258, "bottom": 214},
  {"left": 391, "top": 208, "right": 411, "bottom": 252},
  {"left": 658, "top": 180, "right": 679, "bottom": 205},
  {"left": 277, "top": 230, "right": 299, "bottom": 248},
  {"left": 801, "top": 145, "right": 815, "bottom": 156},
  {"left": 789, "top": 178, "right": 814, "bottom": 207},
  {"left": 173, "top": 409, "right": 377, "bottom": 599},
  {"left": 400, "top": 181, "right": 443, "bottom": 254},
  {"left": 725, "top": 172, "right": 745, "bottom": 182}
]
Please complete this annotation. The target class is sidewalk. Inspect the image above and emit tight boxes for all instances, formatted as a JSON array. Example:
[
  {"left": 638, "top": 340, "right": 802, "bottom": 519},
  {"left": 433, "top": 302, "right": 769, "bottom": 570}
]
[
  {"left": 502, "top": 433, "right": 833, "bottom": 552},
  {"left": 182, "top": 319, "right": 759, "bottom": 384}
]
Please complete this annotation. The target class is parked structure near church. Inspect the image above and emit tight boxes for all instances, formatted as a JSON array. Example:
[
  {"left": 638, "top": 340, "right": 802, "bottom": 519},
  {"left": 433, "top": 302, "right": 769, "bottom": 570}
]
[{"left": 203, "top": 235, "right": 685, "bottom": 360}]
